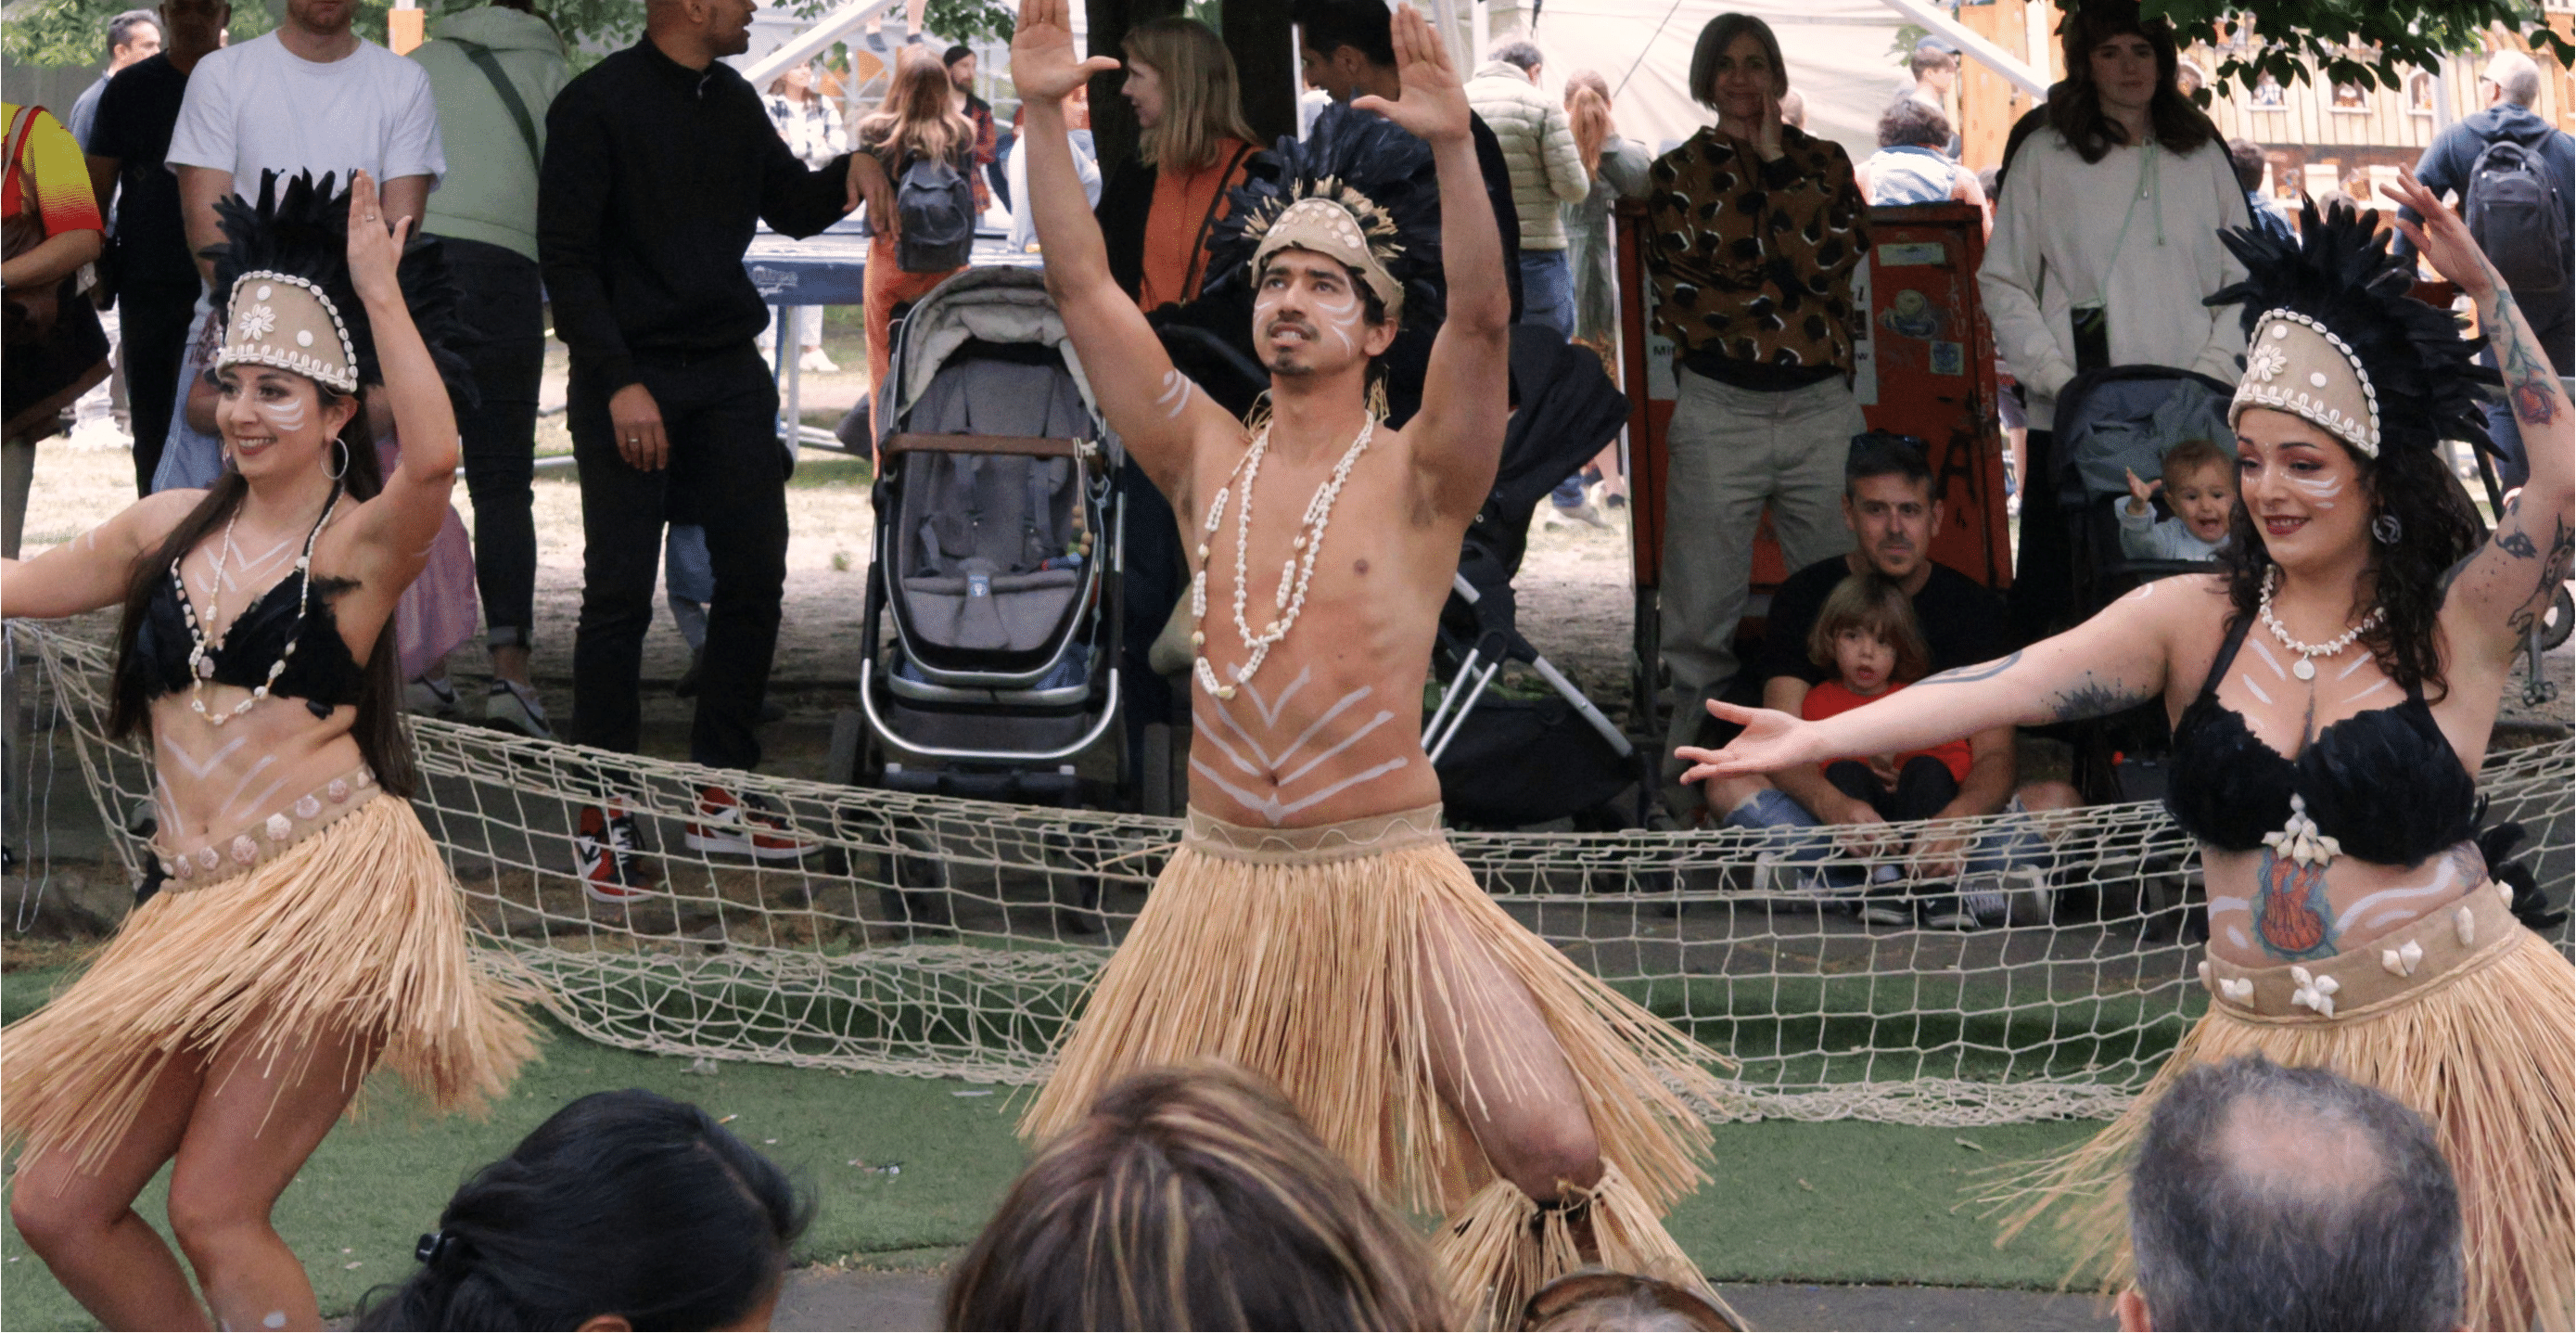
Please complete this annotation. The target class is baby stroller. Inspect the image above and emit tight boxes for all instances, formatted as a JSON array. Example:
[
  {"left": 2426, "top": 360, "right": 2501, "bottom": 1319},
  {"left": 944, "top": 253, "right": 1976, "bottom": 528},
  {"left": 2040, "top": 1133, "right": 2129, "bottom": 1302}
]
[
  {"left": 838, "top": 268, "right": 1125, "bottom": 928},
  {"left": 1423, "top": 327, "right": 1648, "bottom": 829}
]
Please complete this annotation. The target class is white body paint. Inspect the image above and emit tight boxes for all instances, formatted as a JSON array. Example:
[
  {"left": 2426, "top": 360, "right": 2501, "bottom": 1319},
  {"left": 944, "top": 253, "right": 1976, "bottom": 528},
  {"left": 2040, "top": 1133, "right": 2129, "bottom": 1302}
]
[
  {"left": 2289, "top": 474, "right": 2343, "bottom": 508},
  {"left": 1154, "top": 369, "right": 1197, "bottom": 420},
  {"left": 2244, "top": 638, "right": 2289, "bottom": 680},
  {"left": 1190, "top": 667, "right": 1412, "bottom": 825},
  {"left": 2336, "top": 852, "right": 2469, "bottom": 937},
  {"left": 2239, "top": 673, "right": 2274, "bottom": 705}
]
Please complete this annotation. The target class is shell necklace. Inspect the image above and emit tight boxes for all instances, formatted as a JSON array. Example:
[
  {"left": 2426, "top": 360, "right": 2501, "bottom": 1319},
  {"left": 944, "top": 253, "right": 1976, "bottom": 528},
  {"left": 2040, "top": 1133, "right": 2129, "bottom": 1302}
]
[
  {"left": 2257, "top": 565, "right": 2383, "bottom": 681},
  {"left": 174, "top": 484, "right": 341, "bottom": 725},
  {"left": 1190, "top": 417, "right": 1376, "bottom": 700}
]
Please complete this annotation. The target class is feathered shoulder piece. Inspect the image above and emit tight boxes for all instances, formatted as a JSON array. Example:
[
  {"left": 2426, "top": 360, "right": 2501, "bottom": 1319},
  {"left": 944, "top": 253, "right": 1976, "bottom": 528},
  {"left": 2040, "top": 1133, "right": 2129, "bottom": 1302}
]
[
  {"left": 2204, "top": 197, "right": 2494, "bottom": 461},
  {"left": 1203, "top": 103, "right": 1446, "bottom": 328},
  {"left": 208, "top": 170, "right": 477, "bottom": 406}
]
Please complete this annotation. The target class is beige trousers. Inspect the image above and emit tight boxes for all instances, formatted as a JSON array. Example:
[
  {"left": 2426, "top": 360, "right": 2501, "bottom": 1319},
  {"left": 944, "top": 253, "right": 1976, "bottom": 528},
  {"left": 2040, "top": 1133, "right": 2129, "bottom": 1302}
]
[{"left": 1656, "top": 367, "right": 1861, "bottom": 757}]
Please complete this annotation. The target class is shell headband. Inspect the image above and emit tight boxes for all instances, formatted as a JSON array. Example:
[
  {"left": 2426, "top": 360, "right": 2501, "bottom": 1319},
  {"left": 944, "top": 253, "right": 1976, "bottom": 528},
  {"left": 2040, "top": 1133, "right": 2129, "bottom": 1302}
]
[
  {"left": 2232, "top": 308, "right": 2381, "bottom": 457},
  {"left": 217, "top": 270, "right": 359, "bottom": 394},
  {"left": 1248, "top": 188, "right": 1407, "bottom": 322}
]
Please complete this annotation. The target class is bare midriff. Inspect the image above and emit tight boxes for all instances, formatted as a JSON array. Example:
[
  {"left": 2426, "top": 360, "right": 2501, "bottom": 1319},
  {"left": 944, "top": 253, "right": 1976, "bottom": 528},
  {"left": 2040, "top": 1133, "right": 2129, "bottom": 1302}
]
[
  {"left": 147, "top": 690, "right": 365, "bottom": 851},
  {"left": 2200, "top": 839, "right": 2491, "bottom": 970},
  {"left": 1181, "top": 424, "right": 1460, "bottom": 829}
]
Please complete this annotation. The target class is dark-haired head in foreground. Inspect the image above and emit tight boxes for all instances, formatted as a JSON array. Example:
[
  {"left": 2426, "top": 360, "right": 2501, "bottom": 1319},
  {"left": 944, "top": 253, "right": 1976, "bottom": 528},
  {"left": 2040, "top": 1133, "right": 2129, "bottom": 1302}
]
[
  {"left": 944, "top": 1061, "right": 1448, "bottom": 1330},
  {"left": 357, "top": 1089, "right": 813, "bottom": 1331},
  {"left": 2123, "top": 1056, "right": 2462, "bottom": 1332}
]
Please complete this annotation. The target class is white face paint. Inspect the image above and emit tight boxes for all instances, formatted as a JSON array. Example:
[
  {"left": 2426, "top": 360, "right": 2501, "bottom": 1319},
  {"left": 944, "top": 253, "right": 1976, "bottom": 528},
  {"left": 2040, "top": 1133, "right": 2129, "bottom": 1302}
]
[
  {"left": 2288, "top": 474, "right": 2344, "bottom": 508},
  {"left": 1306, "top": 288, "right": 1363, "bottom": 356}
]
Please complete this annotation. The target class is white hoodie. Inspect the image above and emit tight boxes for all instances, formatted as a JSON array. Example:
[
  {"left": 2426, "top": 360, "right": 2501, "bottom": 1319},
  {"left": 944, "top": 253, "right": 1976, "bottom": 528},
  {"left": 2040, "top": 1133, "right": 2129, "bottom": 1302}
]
[{"left": 1978, "top": 129, "right": 2251, "bottom": 431}]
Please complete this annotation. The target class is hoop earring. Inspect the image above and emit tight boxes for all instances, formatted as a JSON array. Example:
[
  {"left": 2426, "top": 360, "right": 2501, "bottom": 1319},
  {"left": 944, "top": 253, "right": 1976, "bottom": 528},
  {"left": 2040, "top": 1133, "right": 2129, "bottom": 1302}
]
[
  {"left": 325, "top": 437, "right": 351, "bottom": 482},
  {"left": 2371, "top": 510, "right": 2402, "bottom": 545}
]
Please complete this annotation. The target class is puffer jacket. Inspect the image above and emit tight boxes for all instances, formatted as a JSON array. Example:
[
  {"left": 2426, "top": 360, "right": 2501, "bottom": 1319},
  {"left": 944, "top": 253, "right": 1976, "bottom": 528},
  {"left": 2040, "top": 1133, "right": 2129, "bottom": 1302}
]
[{"left": 1464, "top": 61, "right": 1588, "bottom": 250}]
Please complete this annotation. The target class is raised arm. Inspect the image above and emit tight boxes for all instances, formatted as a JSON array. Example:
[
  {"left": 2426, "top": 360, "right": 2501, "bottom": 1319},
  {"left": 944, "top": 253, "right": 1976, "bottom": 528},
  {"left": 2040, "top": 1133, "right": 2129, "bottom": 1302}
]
[
  {"left": 2387, "top": 169, "right": 2575, "bottom": 666},
  {"left": 340, "top": 171, "right": 458, "bottom": 593},
  {"left": 1359, "top": 5, "right": 1508, "bottom": 519},
  {"left": 1010, "top": 0, "right": 1234, "bottom": 504},
  {"left": 1679, "top": 575, "right": 2201, "bottom": 783}
]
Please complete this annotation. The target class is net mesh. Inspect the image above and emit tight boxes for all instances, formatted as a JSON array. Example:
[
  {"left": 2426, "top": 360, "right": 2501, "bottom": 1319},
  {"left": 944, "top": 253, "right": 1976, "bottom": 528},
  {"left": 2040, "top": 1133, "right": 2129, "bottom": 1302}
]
[{"left": 23, "top": 625, "right": 2574, "bottom": 1125}]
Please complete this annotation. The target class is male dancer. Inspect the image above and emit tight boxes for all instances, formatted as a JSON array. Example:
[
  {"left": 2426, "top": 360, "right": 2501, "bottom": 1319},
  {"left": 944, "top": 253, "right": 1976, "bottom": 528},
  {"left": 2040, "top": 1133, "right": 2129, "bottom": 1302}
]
[{"left": 1011, "top": 2, "right": 1730, "bottom": 1322}]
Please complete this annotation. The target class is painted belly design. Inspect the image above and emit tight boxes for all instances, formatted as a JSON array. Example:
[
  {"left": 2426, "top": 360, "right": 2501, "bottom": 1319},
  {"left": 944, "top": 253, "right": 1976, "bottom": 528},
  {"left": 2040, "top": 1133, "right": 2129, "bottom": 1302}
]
[{"left": 2254, "top": 854, "right": 2336, "bottom": 959}]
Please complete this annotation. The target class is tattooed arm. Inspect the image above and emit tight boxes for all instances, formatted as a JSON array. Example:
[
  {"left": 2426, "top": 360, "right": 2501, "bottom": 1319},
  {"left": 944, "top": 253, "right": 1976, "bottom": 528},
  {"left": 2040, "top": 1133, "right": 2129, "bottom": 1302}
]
[
  {"left": 2386, "top": 170, "right": 2574, "bottom": 665},
  {"left": 1679, "top": 575, "right": 2201, "bottom": 782}
]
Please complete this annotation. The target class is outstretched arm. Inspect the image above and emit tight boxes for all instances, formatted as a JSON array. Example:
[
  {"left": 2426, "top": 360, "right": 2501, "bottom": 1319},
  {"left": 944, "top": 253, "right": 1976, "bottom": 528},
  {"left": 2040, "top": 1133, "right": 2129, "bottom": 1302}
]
[
  {"left": 2, "top": 490, "right": 202, "bottom": 621},
  {"left": 340, "top": 171, "right": 459, "bottom": 594},
  {"left": 2387, "top": 169, "right": 2575, "bottom": 666},
  {"left": 1362, "top": 5, "right": 1508, "bottom": 519},
  {"left": 1678, "top": 575, "right": 2200, "bottom": 784},
  {"left": 1012, "top": 0, "right": 1235, "bottom": 506}
]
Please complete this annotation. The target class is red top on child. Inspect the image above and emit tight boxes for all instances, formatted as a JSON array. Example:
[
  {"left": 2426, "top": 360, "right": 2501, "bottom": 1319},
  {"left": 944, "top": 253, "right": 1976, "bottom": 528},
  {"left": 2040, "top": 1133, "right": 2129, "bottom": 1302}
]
[{"left": 1801, "top": 680, "right": 1973, "bottom": 784}]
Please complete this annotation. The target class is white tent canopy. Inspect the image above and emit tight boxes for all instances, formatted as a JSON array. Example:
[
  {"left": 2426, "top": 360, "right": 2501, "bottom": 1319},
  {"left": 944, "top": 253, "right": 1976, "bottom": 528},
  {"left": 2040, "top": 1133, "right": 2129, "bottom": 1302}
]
[{"left": 1521, "top": 0, "right": 1937, "bottom": 166}]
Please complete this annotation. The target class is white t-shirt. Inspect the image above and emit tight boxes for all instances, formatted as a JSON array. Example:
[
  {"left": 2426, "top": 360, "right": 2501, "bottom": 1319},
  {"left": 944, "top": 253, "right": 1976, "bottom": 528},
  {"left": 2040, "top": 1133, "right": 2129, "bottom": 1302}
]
[{"left": 167, "top": 32, "right": 445, "bottom": 194}]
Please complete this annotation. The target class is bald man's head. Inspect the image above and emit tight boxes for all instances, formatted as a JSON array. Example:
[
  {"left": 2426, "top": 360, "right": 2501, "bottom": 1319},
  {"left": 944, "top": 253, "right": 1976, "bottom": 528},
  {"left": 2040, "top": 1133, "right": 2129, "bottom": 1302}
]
[{"left": 2127, "top": 1057, "right": 2462, "bottom": 1331}]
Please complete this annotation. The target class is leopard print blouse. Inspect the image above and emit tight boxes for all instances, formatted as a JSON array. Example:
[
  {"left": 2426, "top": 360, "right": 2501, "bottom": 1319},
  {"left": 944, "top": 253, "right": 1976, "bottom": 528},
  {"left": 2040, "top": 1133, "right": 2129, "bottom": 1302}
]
[{"left": 1645, "top": 124, "right": 1869, "bottom": 379}]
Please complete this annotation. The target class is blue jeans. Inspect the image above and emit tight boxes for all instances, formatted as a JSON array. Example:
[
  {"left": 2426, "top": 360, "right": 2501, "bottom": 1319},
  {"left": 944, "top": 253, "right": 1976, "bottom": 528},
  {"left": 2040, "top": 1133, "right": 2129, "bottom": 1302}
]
[{"left": 1518, "top": 250, "right": 1575, "bottom": 340}]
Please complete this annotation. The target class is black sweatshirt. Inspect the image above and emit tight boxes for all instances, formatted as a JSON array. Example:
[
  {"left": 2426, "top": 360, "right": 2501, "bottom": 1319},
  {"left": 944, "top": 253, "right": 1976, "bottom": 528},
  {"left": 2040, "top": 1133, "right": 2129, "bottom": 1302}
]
[{"left": 539, "top": 38, "right": 853, "bottom": 391}]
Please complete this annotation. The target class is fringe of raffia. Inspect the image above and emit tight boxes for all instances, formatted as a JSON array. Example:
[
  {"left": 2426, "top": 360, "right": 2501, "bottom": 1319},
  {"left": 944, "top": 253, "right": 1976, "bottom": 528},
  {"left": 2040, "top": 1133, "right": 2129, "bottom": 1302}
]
[
  {"left": 1434, "top": 1163, "right": 1741, "bottom": 1331},
  {"left": 1986, "top": 929, "right": 2574, "bottom": 1333},
  {"left": 2, "top": 794, "right": 539, "bottom": 1176},
  {"left": 1022, "top": 840, "right": 1738, "bottom": 1219}
]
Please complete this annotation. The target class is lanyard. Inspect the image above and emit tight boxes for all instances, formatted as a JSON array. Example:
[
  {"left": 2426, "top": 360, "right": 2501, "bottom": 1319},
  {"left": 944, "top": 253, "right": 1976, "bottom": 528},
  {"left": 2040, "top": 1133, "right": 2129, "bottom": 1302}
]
[{"left": 2104, "top": 140, "right": 2162, "bottom": 276}]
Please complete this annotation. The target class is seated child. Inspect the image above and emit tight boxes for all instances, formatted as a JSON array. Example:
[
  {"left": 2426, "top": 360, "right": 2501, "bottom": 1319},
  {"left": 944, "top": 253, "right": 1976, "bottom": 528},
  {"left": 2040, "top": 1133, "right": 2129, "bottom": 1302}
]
[
  {"left": 2119, "top": 437, "right": 2237, "bottom": 561},
  {"left": 1801, "top": 574, "right": 1977, "bottom": 929}
]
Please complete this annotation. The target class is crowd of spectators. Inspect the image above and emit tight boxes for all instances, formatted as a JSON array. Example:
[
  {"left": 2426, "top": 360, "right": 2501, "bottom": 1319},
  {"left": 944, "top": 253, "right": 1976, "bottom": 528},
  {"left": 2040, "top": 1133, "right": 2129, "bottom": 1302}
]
[
  {"left": 334, "top": 1056, "right": 2466, "bottom": 1331},
  {"left": 11, "top": 0, "right": 2569, "bottom": 923}
]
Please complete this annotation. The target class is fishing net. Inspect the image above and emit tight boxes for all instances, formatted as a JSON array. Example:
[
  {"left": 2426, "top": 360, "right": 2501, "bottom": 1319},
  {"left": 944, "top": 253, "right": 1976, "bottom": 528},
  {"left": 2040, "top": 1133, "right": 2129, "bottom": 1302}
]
[{"left": 19, "top": 625, "right": 2573, "bottom": 1125}]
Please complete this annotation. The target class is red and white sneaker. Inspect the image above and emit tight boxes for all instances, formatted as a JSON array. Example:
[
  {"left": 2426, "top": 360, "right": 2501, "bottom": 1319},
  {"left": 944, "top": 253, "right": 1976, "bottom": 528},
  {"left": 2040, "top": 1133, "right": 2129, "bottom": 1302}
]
[
  {"left": 683, "top": 786, "right": 816, "bottom": 861},
  {"left": 574, "top": 801, "right": 656, "bottom": 904}
]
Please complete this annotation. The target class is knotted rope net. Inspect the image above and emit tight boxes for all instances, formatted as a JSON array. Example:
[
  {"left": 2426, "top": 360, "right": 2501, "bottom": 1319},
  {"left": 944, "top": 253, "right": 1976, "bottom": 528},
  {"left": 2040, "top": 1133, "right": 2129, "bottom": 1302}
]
[{"left": 23, "top": 625, "right": 2573, "bottom": 1125}]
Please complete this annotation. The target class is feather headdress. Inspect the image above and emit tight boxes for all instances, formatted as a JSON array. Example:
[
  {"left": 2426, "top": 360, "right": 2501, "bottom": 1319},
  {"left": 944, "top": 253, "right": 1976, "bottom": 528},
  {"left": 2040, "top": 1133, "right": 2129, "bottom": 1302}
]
[
  {"left": 1204, "top": 104, "right": 1446, "bottom": 328},
  {"left": 2204, "top": 197, "right": 2495, "bottom": 461},
  {"left": 207, "top": 170, "right": 477, "bottom": 405}
]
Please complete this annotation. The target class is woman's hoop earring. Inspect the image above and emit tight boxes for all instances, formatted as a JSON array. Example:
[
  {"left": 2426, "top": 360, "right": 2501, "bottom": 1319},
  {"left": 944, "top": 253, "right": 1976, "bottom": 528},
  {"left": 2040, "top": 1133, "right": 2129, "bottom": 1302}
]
[
  {"left": 325, "top": 437, "right": 351, "bottom": 482},
  {"left": 2372, "top": 510, "right": 2403, "bottom": 545}
]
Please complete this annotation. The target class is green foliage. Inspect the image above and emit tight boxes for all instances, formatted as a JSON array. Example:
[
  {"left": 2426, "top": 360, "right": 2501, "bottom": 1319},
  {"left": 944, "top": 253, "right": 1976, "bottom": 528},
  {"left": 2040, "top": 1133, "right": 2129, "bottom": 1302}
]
[
  {"left": 2103, "top": 0, "right": 2573, "bottom": 97},
  {"left": 1890, "top": 21, "right": 1932, "bottom": 67},
  {"left": 921, "top": 0, "right": 1016, "bottom": 44}
]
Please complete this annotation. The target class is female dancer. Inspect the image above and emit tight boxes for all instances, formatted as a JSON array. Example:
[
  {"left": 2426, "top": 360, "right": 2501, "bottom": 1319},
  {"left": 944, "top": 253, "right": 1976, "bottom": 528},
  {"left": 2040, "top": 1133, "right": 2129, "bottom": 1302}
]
[
  {"left": 1682, "top": 177, "right": 2572, "bottom": 1331},
  {"left": 2, "top": 169, "right": 532, "bottom": 1331}
]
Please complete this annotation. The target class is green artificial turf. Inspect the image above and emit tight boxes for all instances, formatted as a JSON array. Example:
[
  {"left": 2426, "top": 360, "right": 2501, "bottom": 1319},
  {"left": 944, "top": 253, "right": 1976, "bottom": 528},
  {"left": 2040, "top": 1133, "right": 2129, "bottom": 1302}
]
[{"left": 2, "top": 965, "right": 2109, "bottom": 1330}]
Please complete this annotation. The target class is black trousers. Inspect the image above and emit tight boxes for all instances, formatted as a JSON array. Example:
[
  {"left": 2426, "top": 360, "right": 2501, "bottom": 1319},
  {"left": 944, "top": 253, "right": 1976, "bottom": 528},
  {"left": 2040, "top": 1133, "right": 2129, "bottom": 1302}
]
[
  {"left": 119, "top": 281, "right": 198, "bottom": 495},
  {"left": 2009, "top": 428, "right": 2072, "bottom": 645},
  {"left": 568, "top": 345, "right": 784, "bottom": 772},
  {"left": 1824, "top": 755, "right": 1961, "bottom": 824},
  {"left": 440, "top": 237, "right": 545, "bottom": 650}
]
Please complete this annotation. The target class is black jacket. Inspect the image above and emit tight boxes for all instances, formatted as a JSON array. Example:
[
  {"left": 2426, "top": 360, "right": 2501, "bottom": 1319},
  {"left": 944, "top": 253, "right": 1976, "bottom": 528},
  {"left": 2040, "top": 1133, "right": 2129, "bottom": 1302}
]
[{"left": 539, "top": 38, "right": 853, "bottom": 390}]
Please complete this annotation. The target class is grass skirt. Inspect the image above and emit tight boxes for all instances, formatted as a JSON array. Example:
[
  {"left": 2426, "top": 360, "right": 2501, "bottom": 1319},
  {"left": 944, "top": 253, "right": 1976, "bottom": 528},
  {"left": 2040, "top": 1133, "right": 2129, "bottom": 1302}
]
[
  {"left": 1993, "top": 884, "right": 2573, "bottom": 1331},
  {"left": 1022, "top": 805, "right": 1737, "bottom": 1327},
  {"left": 2, "top": 793, "right": 537, "bottom": 1175}
]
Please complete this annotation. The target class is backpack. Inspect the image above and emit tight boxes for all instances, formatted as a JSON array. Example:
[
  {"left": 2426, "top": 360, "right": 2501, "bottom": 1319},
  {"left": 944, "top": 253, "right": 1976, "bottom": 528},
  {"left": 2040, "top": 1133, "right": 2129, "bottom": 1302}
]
[
  {"left": 2463, "top": 135, "right": 2570, "bottom": 295},
  {"left": 895, "top": 155, "right": 974, "bottom": 274}
]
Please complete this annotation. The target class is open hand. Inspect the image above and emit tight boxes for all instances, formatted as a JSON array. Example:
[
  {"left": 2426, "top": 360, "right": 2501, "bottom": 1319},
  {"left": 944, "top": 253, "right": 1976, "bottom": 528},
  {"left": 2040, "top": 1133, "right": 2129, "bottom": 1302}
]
[
  {"left": 1675, "top": 699, "right": 1818, "bottom": 785},
  {"left": 1351, "top": 4, "right": 1471, "bottom": 146},
  {"left": 1011, "top": 0, "right": 1119, "bottom": 105},
  {"left": 344, "top": 170, "right": 410, "bottom": 304},
  {"left": 2123, "top": 467, "right": 2161, "bottom": 514},
  {"left": 2383, "top": 166, "right": 2495, "bottom": 301}
]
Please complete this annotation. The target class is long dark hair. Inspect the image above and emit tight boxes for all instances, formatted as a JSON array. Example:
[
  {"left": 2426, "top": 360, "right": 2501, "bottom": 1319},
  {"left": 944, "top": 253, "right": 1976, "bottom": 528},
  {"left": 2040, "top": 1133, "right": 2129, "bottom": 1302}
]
[
  {"left": 2046, "top": 1, "right": 2216, "bottom": 163},
  {"left": 106, "top": 397, "right": 419, "bottom": 798},
  {"left": 2216, "top": 442, "right": 2482, "bottom": 701},
  {"left": 355, "top": 1089, "right": 813, "bottom": 1331}
]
